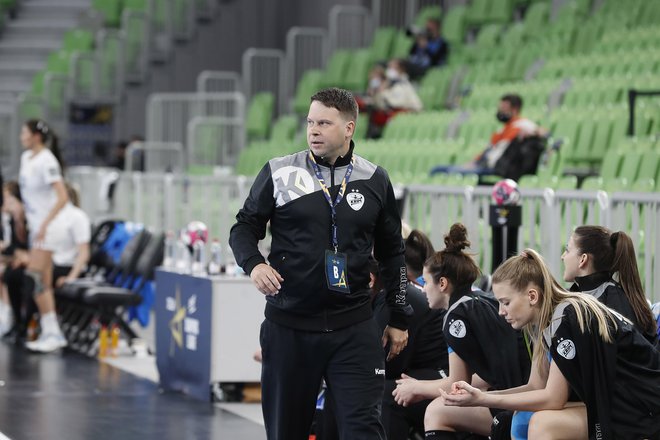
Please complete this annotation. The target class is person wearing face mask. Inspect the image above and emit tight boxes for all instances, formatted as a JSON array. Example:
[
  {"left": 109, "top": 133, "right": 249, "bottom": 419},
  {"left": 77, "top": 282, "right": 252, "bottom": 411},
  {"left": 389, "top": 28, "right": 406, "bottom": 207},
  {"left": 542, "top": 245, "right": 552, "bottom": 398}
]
[
  {"left": 373, "top": 59, "right": 423, "bottom": 113},
  {"left": 407, "top": 18, "right": 449, "bottom": 80},
  {"left": 431, "top": 94, "right": 544, "bottom": 179}
]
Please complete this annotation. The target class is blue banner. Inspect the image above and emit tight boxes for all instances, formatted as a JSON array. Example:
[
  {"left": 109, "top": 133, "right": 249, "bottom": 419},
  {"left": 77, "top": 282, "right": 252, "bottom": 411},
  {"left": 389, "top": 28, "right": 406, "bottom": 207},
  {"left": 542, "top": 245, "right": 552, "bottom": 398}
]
[{"left": 155, "top": 270, "right": 213, "bottom": 401}]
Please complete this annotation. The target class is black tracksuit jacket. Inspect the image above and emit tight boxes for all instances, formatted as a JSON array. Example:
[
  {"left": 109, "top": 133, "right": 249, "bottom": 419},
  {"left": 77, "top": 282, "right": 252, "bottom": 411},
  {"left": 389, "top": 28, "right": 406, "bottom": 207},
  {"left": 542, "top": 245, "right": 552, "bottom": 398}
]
[{"left": 229, "top": 143, "right": 412, "bottom": 332}]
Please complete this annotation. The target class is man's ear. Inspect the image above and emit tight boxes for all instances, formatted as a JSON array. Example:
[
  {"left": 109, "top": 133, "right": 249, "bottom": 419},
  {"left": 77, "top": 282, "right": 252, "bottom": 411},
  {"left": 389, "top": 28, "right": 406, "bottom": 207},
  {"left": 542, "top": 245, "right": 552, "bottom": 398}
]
[{"left": 345, "top": 119, "right": 355, "bottom": 138}]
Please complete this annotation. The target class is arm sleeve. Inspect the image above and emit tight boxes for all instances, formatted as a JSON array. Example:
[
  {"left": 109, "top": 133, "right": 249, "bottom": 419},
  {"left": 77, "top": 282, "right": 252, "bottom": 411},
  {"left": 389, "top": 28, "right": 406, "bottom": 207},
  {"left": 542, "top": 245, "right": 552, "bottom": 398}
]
[
  {"left": 228, "top": 163, "right": 275, "bottom": 275},
  {"left": 373, "top": 169, "right": 412, "bottom": 330},
  {"left": 551, "top": 305, "right": 616, "bottom": 440},
  {"left": 43, "top": 155, "right": 63, "bottom": 185},
  {"left": 73, "top": 211, "right": 92, "bottom": 244}
]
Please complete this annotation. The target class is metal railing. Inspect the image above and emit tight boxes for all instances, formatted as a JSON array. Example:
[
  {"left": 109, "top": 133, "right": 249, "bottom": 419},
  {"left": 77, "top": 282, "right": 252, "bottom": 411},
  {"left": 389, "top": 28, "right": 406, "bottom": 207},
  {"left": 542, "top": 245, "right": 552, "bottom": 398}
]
[
  {"left": 196, "top": 71, "right": 242, "bottom": 94},
  {"left": 242, "top": 48, "right": 286, "bottom": 116},
  {"left": 146, "top": 92, "right": 246, "bottom": 165},
  {"left": 285, "top": 27, "right": 328, "bottom": 102},
  {"left": 186, "top": 116, "right": 246, "bottom": 169},
  {"left": 125, "top": 141, "right": 185, "bottom": 173},
  {"left": 65, "top": 165, "right": 660, "bottom": 301},
  {"left": 404, "top": 184, "right": 660, "bottom": 301},
  {"left": 329, "top": 5, "right": 373, "bottom": 52}
]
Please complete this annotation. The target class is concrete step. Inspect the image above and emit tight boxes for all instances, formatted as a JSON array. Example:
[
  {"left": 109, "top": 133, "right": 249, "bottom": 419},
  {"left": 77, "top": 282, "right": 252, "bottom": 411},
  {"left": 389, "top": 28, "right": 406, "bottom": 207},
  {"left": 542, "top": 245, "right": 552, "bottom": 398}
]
[
  {"left": 0, "top": 78, "right": 33, "bottom": 94},
  {"left": 0, "top": 60, "right": 45, "bottom": 73},
  {"left": 5, "top": 18, "right": 79, "bottom": 39},
  {"left": 17, "top": 1, "right": 91, "bottom": 21}
]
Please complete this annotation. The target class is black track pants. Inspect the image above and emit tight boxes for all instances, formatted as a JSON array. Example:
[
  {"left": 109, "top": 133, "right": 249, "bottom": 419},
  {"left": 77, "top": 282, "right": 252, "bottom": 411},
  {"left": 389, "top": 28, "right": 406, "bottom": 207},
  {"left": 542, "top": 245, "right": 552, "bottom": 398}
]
[{"left": 260, "top": 318, "right": 386, "bottom": 440}]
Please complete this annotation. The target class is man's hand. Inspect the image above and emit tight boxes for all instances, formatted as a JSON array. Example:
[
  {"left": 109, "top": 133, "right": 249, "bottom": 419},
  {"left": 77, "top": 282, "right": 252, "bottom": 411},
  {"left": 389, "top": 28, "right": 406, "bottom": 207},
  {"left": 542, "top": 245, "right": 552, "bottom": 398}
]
[
  {"left": 392, "top": 373, "right": 423, "bottom": 407},
  {"left": 382, "top": 325, "right": 408, "bottom": 361},
  {"left": 250, "top": 263, "right": 283, "bottom": 296}
]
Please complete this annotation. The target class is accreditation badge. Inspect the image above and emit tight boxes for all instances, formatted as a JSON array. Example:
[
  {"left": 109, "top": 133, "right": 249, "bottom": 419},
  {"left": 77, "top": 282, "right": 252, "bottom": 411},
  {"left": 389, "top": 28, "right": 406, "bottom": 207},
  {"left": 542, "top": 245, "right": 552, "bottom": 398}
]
[{"left": 325, "top": 249, "right": 350, "bottom": 293}]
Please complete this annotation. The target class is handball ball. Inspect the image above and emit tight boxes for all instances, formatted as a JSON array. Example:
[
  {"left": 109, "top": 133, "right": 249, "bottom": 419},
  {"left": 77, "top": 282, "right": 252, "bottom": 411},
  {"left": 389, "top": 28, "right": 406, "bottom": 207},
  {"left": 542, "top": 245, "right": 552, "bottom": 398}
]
[
  {"left": 180, "top": 221, "right": 209, "bottom": 247},
  {"left": 492, "top": 179, "right": 520, "bottom": 206}
]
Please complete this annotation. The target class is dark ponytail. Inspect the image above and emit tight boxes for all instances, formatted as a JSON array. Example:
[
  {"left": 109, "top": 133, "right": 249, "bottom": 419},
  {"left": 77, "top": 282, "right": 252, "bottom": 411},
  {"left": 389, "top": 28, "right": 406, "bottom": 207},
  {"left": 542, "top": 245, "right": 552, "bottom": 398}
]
[
  {"left": 25, "top": 119, "right": 65, "bottom": 172},
  {"left": 610, "top": 231, "right": 656, "bottom": 334},
  {"left": 404, "top": 229, "right": 435, "bottom": 278},
  {"left": 424, "top": 223, "right": 480, "bottom": 288}
]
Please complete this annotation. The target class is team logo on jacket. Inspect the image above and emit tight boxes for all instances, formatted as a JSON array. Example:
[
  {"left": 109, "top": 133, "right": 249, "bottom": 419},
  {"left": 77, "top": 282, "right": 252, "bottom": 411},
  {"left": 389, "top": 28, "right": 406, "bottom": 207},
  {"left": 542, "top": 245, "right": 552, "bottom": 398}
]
[
  {"left": 556, "top": 338, "right": 576, "bottom": 360},
  {"left": 272, "top": 166, "right": 315, "bottom": 206},
  {"left": 347, "top": 189, "right": 364, "bottom": 211},
  {"left": 448, "top": 319, "right": 466, "bottom": 338}
]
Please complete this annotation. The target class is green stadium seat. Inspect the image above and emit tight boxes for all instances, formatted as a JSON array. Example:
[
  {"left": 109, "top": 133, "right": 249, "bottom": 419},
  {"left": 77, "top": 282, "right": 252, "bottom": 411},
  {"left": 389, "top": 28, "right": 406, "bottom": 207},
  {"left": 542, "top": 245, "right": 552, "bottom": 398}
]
[
  {"left": 465, "top": 0, "right": 490, "bottom": 27},
  {"left": 636, "top": 151, "right": 660, "bottom": 183},
  {"left": 442, "top": 5, "right": 467, "bottom": 45},
  {"left": 415, "top": 6, "right": 442, "bottom": 27},
  {"left": 321, "top": 50, "right": 350, "bottom": 88},
  {"left": 342, "top": 49, "right": 372, "bottom": 92},
  {"left": 93, "top": 0, "right": 123, "bottom": 27},
  {"left": 63, "top": 30, "right": 95, "bottom": 53},
  {"left": 246, "top": 92, "right": 275, "bottom": 141},
  {"left": 369, "top": 27, "right": 397, "bottom": 62},
  {"left": 390, "top": 32, "right": 414, "bottom": 58},
  {"left": 522, "top": 2, "right": 550, "bottom": 38},
  {"left": 488, "top": 0, "right": 514, "bottom": 24},
  {"left": 293, "top": 70, "right": 323, "bottom": 115},
  {"left": 270, "top": 115, "right": 298, "bottom": 143}
]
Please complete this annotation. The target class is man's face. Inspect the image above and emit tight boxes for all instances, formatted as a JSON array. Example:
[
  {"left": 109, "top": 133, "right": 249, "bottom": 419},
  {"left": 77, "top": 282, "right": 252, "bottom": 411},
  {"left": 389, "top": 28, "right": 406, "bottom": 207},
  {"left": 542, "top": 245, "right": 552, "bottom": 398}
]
[
  {"left": 306, "top": 101, "right": 353, "bottom": 161},
  {"left": 497, "top": 100, "right": 514, "bottom": 117}
]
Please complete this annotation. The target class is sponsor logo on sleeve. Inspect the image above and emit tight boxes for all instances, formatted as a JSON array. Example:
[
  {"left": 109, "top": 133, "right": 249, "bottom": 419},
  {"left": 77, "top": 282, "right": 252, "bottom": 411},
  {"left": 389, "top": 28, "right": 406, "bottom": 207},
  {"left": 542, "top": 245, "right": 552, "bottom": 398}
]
[
  {"left": 448, "top": 319, "right": 467, "bottom": 338},
  {"left": 556, "top": 338, "right": 576, "bottom": 360}
]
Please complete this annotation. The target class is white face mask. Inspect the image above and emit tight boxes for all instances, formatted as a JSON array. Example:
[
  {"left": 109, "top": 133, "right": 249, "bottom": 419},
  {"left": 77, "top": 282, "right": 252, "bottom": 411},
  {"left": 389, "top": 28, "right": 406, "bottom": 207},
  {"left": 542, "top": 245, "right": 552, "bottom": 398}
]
[
  {"left": 385, "top": 68, "right": 399, "bottom": 81},
  {"left": 369, "top": 77, "right": 382, "bottom": 89}
]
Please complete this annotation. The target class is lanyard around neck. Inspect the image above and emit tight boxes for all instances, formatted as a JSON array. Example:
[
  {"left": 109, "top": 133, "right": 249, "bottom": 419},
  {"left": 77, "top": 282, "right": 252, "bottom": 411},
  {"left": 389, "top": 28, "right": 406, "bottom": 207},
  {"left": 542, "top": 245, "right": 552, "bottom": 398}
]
[{"left": 307, "top": 151, "right": 354, "bottom": 253}]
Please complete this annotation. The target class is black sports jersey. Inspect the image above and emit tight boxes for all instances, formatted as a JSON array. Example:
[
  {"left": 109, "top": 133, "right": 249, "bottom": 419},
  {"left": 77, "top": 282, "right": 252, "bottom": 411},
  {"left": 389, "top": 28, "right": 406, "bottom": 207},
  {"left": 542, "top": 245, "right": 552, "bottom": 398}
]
[
  {"left": 544, "top": 301, "right": 660, "bottom": 440},
  {"left": 373, "top": 284, "right": 447, "bottom": 380},
  {"left": 443, "top": 286, "right": 531, "bottom": 390}
]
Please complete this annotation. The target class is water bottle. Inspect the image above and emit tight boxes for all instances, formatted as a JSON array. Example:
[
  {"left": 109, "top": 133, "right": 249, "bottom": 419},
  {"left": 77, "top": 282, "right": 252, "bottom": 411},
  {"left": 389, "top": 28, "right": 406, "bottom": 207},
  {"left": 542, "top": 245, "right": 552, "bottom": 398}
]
[
  {"left": 175, "top": 236, "right": 191, "bottom": 274},
  {"left": 163, "top": 230, "right": 175, "bottom": 268},
  {"left": 208, "top": 239, "right": 222, "bottom": 275},
  {"left": 225, "top": 244, "right": 238, "bottom": 276},
  {"left": 191, "top": 240, "right": 206, "bottom": 276}
]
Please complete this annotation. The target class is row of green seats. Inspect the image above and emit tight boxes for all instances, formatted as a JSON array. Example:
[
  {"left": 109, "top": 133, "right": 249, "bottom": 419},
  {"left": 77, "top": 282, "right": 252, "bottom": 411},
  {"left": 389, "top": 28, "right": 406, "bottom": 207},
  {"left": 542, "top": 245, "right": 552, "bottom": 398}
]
[
  {"left": 582, "top": 145, "right": 660, "bottom": 192},
  {"left": 538, "top": 49, "right": 660, "bottom": 80}
]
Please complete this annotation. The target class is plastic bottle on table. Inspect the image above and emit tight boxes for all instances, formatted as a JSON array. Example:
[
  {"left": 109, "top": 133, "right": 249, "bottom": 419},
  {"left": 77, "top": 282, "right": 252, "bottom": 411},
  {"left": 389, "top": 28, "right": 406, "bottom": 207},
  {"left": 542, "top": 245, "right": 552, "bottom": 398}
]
[{"left": 208, "top": 239, "right": 222, "bottom": 275}]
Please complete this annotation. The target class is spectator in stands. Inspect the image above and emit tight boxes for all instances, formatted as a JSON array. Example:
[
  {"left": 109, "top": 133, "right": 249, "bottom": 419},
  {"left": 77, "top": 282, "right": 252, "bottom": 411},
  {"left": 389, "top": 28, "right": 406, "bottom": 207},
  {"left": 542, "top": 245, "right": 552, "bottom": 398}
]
[
  {"left": 373, "top": 59, "right": 423, "bottom": 113},
  {"left": 407, "top": 18, "right": 449, "bottom": 80},
  {"left": 1, "top": 181, "right": 30, "bottom": 342},
  {"left": 393, "top": 223, "right": 531, "bottom": 439},
  {"left": 18, "top": 119, "right": 69, "bottom": 353},
  {"left": 366, "top": 64, "right": 386, "bottom": 98},
  {"left": 51, "top": 183, "right": 91, "bottom": 289},
  {"left": 433, "top": 94, "right": 544, "bottom": 178},
  {"left": 363, "top": 59, "right": 423, "bottom": 138},
  {"left": 441, "top": 249, "right": 660, "bottom": 440}
]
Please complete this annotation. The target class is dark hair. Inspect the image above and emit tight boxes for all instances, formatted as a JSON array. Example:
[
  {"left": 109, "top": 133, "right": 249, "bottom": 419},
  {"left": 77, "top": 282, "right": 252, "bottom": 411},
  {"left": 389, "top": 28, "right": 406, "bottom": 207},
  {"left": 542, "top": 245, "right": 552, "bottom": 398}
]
[
  {"left": 3, "top": 180, "right": 21, "bottom": 202},
  {"left": 573, "top": 226, "right": 655, "bottom": 334},
  {"left": 424, "top": 223, "right": 480, "bottom": 288},
  {"left": 65, "top": 182, "right": 80, "bottom": 207},
  {"left": 500, "top": 94, "right": 523, "bottom": 111},
  {"left": 24, "top": 119, "right": 65, "bottom": 171},
  {"left": 405, "top": 229, "right": 435, "bottom": 277},
  {"left": 310, "top": 88, "right": 358, "bottom": 122}
]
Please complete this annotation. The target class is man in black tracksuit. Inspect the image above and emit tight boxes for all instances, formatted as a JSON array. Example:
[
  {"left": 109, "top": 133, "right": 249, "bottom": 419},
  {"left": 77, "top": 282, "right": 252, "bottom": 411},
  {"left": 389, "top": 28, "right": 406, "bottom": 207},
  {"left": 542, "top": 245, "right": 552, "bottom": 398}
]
[{"left": 230, "top": 88, "right": 412, "bottom": 440}]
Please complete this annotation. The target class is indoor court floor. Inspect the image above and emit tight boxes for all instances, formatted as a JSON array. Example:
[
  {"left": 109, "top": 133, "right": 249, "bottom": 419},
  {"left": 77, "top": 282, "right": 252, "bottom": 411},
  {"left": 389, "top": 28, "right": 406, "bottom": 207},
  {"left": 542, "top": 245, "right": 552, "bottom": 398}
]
[{"left": 0, "top": 343, "right": 266, "bottom": 440}]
